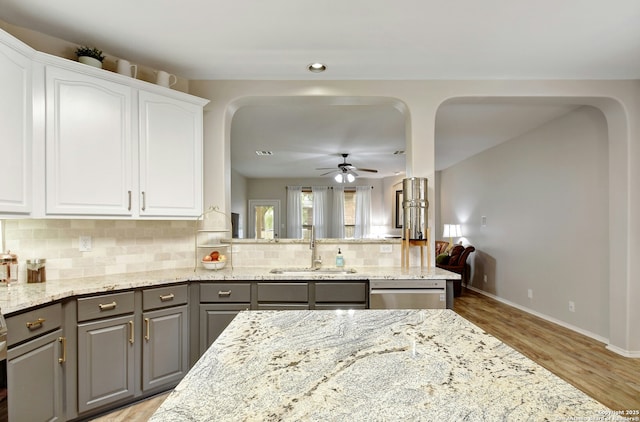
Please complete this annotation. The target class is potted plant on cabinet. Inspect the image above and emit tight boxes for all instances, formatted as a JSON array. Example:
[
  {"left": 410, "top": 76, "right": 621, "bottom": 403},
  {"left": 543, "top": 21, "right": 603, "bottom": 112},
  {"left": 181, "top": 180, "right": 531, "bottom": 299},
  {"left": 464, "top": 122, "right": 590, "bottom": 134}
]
[{"left": 75, "top": 46, "right": 105, "bottom": 68}]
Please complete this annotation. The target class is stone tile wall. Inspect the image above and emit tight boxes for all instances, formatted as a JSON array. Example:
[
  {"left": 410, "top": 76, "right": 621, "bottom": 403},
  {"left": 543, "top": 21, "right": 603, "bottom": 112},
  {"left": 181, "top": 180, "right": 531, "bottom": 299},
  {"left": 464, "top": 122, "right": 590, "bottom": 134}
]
[
  {"left": 3, "top": 219, "right": 409, "bottom": 281},
  {"left": 4, "top": 219, "right": 194, "bottom": 281}
]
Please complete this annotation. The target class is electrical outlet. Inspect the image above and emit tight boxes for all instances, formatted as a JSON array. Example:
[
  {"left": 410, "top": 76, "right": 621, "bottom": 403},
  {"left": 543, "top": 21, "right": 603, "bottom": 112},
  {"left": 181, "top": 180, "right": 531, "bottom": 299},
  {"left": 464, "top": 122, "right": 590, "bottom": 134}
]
[
  {"left": 379, "top": 244, "right": 393, "bottom": 253},
  {"left": 483, "top": 274, "right": 488, "bottom": 283},
  {"left": 527, "top": 289, "right": 533, "bottom": 299},
  {"left": 569, "top": 301, "right": 575, "bottom": 312},
  {"left": 79, "top": 236, "right": 92, "bottom": 252}
]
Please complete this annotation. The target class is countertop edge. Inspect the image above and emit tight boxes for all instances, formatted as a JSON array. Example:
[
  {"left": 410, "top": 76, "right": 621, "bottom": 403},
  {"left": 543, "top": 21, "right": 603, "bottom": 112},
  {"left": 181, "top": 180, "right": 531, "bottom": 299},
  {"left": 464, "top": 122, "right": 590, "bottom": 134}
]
[{"left": 0, "top": 266, "right": 460, "bottom": 316}]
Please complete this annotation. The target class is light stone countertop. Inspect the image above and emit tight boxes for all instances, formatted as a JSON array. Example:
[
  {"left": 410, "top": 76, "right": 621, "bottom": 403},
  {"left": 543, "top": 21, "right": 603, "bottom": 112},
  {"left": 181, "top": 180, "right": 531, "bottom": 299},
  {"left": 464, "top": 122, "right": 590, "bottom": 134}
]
[
  {"left": 0, "top": 266, "right": 459, "bottom": 316},
  {"left": 149, "top": 309, "right": 618, "bottom": 422}
]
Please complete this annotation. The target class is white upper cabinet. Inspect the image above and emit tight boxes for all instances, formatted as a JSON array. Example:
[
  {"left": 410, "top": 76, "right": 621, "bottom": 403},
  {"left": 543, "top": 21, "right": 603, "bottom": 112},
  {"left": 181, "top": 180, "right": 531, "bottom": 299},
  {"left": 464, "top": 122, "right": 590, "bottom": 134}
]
[
  {"left": 45, "top": 65, "right": 134, "bottom": 216},
  {"left": 41, "top": 61, "right": 207, "bottom": 218},
  {"left": 0, "top": 30, "right": 33, "bottom": 215},
  {"left": 138, "top": 91, "right": 203, "bottom": 217}
]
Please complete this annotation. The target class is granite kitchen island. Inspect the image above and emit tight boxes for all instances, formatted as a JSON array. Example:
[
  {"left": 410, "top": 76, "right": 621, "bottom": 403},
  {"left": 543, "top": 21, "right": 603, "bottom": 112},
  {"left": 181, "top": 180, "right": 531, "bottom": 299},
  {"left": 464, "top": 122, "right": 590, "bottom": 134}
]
[{"left": 149, "top": 309, "right": 618, "bottom": 422}]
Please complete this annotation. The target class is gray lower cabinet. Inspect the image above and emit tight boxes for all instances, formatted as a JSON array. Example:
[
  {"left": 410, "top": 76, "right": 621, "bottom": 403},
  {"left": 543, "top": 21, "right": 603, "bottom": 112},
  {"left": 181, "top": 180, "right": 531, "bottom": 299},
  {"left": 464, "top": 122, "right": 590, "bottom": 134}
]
[
  {"left": 199, "top": 304, "right": 248, "bottom": 353},
  {"left": 76, "top": 285, "right": 189, "bottom": 417},
  {"left": 199, "top": 283, "right": 250, "bottom": 353},
  {"left": 141, "top": 304, "right": 189, "bottom": 391},
  {"left": 257, "top": 282, "right": 309, "bottom": 310},
  {"left": 7, "top": 328, "right": 65, "bottom": 421},
  {"left": 6, "top": 302, "right": 66, "bottom": 422},
  {"left": 314, "top": 282, "right": 368, "bottom": 310},
  {"left": 77, "top": 313, "right": 135, "bottom": 413},
  {"left": 76, "top": 291, "right": 136, "bottom": 414}
]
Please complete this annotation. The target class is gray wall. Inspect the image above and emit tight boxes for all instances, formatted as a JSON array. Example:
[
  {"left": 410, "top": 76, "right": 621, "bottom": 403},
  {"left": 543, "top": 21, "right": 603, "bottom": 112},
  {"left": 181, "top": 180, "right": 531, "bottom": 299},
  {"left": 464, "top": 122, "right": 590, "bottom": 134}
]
[{"left": 438, "top": 106, "right": 609, "bottom": 338}]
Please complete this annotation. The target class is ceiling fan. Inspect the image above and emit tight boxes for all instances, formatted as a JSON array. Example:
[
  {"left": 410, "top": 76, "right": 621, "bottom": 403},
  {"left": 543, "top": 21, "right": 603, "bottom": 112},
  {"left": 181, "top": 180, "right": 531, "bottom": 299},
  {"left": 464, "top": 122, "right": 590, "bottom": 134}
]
[{"left": 316, "top": 153, "right": 378, "bottom": 183}]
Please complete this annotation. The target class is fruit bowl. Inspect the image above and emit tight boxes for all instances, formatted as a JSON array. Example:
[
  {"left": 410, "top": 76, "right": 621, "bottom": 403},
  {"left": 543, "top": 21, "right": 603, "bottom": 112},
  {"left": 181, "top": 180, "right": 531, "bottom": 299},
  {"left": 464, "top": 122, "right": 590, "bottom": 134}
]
[{"left": 202, "top": 260, "right": 227, "bottom": 270}]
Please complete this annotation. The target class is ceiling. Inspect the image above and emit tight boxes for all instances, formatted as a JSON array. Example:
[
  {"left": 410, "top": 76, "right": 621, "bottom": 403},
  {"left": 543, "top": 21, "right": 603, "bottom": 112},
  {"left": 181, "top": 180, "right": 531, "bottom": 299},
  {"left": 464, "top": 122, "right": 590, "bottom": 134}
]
[
  {"left": 2, "top": 0, "right": 637, "bottom": 80},
  {"left": 1, "top": 1, "right": 635, "bottom": 176},
  {"left": 231, "top": 100, "right": 579, "bottom": 178}
]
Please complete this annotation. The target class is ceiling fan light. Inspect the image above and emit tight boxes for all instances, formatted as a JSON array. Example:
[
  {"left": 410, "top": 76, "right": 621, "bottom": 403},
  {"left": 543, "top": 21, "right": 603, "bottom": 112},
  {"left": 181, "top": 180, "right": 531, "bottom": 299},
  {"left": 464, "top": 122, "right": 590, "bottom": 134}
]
[
  {"left": 346, "top": 173, "right": 355, "bottom": 183},
  {"left": 334, "top": 174, "right": 344, "bottom": 183}
]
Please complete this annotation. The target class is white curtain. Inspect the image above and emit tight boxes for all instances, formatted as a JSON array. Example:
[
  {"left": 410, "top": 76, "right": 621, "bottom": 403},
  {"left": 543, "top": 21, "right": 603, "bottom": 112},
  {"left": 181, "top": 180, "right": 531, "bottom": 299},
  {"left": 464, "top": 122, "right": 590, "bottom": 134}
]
[
  {"left": 332, "top": 186, "right": 345, "bottom": 238},
  {"left": 312, "top": 186, "right": 328, "bottom": 238},
  {"left": 354, "top": 186, "right": 371, "bottom": 239},
  {"left": 286, "top": 186, "right": 302, "bottom": 238}
]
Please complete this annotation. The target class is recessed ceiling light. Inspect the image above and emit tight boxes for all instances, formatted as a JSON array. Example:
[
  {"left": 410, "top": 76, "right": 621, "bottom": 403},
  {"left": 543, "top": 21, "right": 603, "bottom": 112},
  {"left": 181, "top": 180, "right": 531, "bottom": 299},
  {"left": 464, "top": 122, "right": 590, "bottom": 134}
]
[{"left": 307, "top": 63, "right": 327, "bottom": 73}]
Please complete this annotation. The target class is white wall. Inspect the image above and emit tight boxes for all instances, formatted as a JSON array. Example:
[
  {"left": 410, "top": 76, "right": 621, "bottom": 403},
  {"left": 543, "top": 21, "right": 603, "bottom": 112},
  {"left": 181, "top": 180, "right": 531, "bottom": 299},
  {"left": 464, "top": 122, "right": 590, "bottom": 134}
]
[
  {"left": 439, "top": 106, "right": 609, "bottom": 338},
  {"left": 230, "top": 168, "right": 247, "bottom": 237}
]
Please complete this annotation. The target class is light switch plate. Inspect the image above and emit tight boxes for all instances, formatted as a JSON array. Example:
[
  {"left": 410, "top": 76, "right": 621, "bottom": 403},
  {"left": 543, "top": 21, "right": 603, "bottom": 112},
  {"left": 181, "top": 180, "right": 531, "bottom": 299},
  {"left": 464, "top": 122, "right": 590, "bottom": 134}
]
[
  {"left": 379, "top": 244, "right": 393, "bottom": 253},
  {"left": 79, "top": 236, "right": 92, "bottom": 252}
]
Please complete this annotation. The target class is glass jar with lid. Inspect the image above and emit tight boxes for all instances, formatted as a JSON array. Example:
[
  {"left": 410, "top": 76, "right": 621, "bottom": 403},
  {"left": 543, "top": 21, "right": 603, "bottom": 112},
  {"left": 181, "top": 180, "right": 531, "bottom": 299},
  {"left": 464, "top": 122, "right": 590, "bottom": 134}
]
[{"left": 26, "top": 259, "right": 46, "bottom": 283}]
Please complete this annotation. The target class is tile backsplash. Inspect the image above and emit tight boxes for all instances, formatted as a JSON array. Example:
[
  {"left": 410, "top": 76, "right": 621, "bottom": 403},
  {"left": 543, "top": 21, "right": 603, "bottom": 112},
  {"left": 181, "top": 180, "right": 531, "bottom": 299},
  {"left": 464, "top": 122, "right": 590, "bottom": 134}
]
[
  {"left": 4, "top": 219, "right": 195, "bottom": 281},
  {"left": 3, "top": 219, "right": 411, "bottom": 282}
]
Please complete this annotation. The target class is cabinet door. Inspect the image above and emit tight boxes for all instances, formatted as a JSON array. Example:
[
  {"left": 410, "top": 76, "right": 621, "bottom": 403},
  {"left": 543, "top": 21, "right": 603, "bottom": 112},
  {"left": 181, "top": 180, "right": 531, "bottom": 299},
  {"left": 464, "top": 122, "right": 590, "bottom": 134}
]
[
  {"left": 138, "top": 90, "right": 203, "bottom": 217},
  {"left": 45, "top": 65, "right": 133, "bottom": 216},
  {"left": 77, "top": 314, "right": 135, "bottom": 413},
  {"left": 7, "top": 329, "right": 64, "bottom": 422},
  {"left": 199, "top": 304, "right": 247, "bottom": 354},
  {"left": 315, "top": 282, "right": 368, "bottom": 304},
  {"left": 256, "top": 303, "right": 310, "bottom": 310},
  {"left": 0, "top": 35, "right": 31, "bottom": 214},
  {"left": 141, "top": 305, "right": 189, "bottom": 391}
]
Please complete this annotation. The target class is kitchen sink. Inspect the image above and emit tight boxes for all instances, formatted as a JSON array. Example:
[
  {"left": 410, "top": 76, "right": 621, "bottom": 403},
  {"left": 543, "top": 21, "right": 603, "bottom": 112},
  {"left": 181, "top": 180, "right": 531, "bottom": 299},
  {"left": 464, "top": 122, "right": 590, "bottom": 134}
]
[{"left": 270, "top": 267, "right": 357, "bottom": 275}]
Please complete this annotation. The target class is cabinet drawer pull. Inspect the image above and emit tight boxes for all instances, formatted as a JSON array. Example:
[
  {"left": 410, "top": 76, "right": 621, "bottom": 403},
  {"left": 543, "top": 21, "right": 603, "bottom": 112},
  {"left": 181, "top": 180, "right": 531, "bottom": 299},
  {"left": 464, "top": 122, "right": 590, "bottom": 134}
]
[
  {"left": 98, "top": 301, "right": 117, "bottom": 311},
  {"left": 218, "top": 290, "right": 232, "bottom": 297},
  {"left": 26, "top": 318, "right": 45, "bottom": 330},
  {"left": 144, "top": 318, "right": 150, "bottom": 341},
  {"left": 128, "top": 320, "right": 134, "bottom": 344},
  {"left": 58, "top": 337, "right": 66, "bottom": 364},
  {"left": 159, "top": 293, "right": 175, "bottom": 302}
]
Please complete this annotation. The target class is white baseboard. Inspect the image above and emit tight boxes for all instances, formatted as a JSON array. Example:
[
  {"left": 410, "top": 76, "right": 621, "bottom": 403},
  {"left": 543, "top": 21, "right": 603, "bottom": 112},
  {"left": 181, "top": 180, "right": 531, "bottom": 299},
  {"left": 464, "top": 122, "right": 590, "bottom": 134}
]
[
  {"left": 464, "top": 285, "right": 639, "bottom": 358},
  {"left": 606, "top": 344, "right": 640, "bottom": 358}
]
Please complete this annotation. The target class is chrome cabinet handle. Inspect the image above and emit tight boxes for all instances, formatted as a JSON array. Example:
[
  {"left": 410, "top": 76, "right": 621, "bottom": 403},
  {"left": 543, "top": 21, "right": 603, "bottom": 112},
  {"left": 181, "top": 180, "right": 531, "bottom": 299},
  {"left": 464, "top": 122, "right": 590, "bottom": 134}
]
[
  {"left": 144, "top": 318, "right": 150, "bottom": 341},
  {"left": 26, "top": 318, "right": 45, "bottom": 330},
  {"left": 159, "top": 293, "right": 175, "bottom": 302},
  {"left": 58, "top": 337, "right": 66, "bottom": 364},
  {"left": 141, "top": 191, "right": 146, "bottom": 211},
  {"left": 218, "top": 290, "right": 231, "bottom": 297},
  {"left": 98, "top": 301, "right": 117, "bottom": 311},
  {"left": 127, "top": 190, "right": 132, "bottom": 211}
]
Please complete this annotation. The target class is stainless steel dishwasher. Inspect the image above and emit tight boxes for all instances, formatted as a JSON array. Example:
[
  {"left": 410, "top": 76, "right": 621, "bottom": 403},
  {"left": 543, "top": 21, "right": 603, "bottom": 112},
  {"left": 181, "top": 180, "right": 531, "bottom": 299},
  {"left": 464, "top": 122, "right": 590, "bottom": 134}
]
[{"left": 369, "top": 279, "right": 446, "bottom": 309}]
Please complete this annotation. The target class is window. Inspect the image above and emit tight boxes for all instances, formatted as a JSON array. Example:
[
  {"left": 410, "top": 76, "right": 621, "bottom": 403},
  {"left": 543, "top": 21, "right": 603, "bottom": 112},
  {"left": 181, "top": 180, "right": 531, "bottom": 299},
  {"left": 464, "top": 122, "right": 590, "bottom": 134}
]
[
  {"left": 343, "top": 190, "right": 356, "bottom": 238},
  {"left": 300, "top": 189, "right": 356, "bottom": 239},
  {"left": 301, "top": 191, "right": 314, "bottom": 239}
]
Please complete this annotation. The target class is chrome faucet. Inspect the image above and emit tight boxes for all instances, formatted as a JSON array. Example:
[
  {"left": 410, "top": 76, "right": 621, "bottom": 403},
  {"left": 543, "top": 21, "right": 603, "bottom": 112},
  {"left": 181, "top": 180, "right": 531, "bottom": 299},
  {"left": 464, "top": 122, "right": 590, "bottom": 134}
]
[{"left": 310, "top": 226, "right": 322, "bottom": 268}]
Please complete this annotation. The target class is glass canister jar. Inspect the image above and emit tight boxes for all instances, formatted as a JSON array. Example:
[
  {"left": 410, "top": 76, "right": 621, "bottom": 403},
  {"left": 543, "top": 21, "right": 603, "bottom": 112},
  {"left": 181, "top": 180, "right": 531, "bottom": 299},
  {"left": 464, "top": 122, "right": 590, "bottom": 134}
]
[
  {"left": 0, "top": 252, "right": 12, "bottom": 284},
  {"left": 26, "top": 259, "right": 46, "bottom": 283}
]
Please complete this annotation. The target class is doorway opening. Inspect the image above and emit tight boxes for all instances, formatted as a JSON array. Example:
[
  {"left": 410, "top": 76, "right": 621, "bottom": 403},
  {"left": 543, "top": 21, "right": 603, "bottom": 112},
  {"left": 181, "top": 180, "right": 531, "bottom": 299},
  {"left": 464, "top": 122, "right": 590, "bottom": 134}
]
[{"left": 248, "top": 200, "right": 280, "bottom": 240}]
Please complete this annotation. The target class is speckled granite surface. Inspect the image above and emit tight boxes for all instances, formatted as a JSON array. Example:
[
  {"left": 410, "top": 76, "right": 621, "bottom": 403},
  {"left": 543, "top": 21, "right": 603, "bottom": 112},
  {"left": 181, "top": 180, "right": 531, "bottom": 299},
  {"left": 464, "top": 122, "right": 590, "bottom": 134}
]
[
  {"left": 149, "top": 309, "right": 617, "bottom": 422},
  {"left": 0, "top": 267, "right": 458, "bottom": 315}
]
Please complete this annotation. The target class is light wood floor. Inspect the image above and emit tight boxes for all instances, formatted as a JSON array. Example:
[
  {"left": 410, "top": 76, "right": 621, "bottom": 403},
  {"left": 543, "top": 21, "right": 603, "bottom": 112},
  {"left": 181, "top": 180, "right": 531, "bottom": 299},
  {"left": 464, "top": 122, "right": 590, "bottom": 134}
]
[
  {"left": 89, "top": 392, "right": 170, "bottom": 422},
  {"left": 454, "top": 287, "right": 640, "bottom": 411},
  {"left": 92, "top": 289, "right": 640, "bottom": 421}
]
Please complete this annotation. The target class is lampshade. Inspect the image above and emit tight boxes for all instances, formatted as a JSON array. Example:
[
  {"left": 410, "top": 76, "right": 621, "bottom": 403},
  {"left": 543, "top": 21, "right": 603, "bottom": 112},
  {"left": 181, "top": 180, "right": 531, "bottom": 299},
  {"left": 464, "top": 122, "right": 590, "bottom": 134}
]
[{"left": 443, "top": 224, "right": 462, "bottom": 238}]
